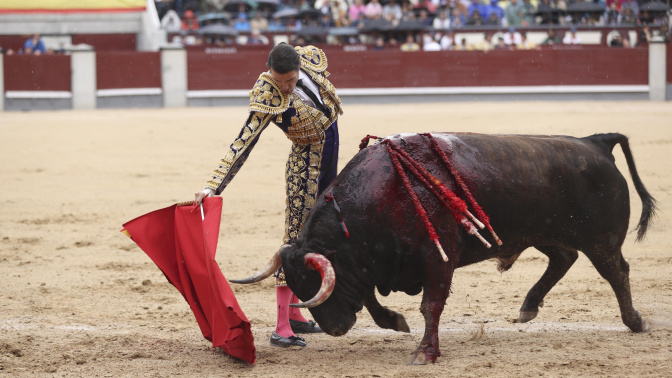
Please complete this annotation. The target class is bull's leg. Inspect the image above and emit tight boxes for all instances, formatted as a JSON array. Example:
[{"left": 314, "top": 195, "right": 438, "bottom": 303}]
[
  {"left": 584, "top": 247, "right": 649, "bottom": 333},
  {"left": 519, "top": 246, "right": 578, "bottom": 323},
  {"left": 364, "top": 292, "right": 410, "bottom": 333},
  {"left": 408, "top": 273, "right": 451, "bottom": 365}
]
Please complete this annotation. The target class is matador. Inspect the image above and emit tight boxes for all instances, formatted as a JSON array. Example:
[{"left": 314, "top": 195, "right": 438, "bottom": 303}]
[{"left": 194, "top": 43, "right": 343, "bottom": 348}]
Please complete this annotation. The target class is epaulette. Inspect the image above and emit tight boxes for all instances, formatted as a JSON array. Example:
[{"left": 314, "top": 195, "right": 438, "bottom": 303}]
[
  {"left": 249, "top": 72, "right": 290, "bottom": 114},
  {"left": 295, "top": 45, "right": 328, "bottom": 74}
]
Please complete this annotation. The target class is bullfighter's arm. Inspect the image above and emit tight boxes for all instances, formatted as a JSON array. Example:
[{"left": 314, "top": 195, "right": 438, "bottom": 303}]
[
  {"left": 203, "top": 72, "right": 290, "bottom": 196},
  {"left": 204, "top": 111, "right": 274, "bottom": 195}
]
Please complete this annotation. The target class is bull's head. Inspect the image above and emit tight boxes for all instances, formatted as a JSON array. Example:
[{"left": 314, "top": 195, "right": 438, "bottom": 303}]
[{"left": 230, "top": 244, "right": 360, "bottom": 336}]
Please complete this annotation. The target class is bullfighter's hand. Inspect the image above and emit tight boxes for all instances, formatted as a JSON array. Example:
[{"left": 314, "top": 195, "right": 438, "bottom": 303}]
[{"left": 194, "top": 188, "right": 214, "bottom": 205}]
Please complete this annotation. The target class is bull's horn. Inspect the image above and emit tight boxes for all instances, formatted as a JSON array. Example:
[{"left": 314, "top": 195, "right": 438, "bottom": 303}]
[
  {"left": 290, "top": 253, "right": 336, "bottom": 308},
  {"left": 229, "top": 244, "right": 288, "bottom": 284}
]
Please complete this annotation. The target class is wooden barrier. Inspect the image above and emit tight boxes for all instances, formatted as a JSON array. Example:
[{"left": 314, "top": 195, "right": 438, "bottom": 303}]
[
  {"left": 96, "top": 51, "right": 161, "bottom": 89},
  {"left": 185, "top": 47, "right": 650, "bottom": 90}
]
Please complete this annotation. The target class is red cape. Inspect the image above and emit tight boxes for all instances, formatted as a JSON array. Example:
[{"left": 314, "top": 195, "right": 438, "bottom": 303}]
[{"left": 121, "top": 197, "right": 256, "bottom": 364}]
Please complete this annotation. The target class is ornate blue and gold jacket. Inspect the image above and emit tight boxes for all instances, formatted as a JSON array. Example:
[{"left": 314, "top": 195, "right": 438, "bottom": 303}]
[{"left": 205, "top": 45, "right": 343, "bottom": 244}]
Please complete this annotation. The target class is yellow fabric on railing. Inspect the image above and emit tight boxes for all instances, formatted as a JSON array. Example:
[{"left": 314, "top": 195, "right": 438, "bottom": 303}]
[{"left": 0, "top": 0, "right": 145, "bottom": 11}]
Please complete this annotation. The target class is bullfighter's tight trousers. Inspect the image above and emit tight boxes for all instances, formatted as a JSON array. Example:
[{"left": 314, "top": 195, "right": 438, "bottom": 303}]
[{"left": 275, "top": 286, "right": 307, "bottom": 338}]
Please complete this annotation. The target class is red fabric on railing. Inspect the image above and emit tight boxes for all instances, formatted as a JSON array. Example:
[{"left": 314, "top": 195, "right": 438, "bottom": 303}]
[{"left": 121, "top": 197, "right": 256, "bottom": 364}]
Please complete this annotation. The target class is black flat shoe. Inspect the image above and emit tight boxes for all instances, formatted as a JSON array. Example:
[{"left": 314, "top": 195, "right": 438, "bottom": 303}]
[
  {"left": 270, "top": 332, "right": 307, "bottom": 348},
  {"left": 290, "top": 319, "right": 323, "bottom": 334}
]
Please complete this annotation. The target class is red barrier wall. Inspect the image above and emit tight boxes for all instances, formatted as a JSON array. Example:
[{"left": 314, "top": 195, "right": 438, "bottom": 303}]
[
  {"left": 186, "top": 47, "right": 649, "bottom": 90},
  {"left": 96, "top": 51, "right": 161, "bottom": 89},
  {"left": 0, "top": 46, "right": 661, "bottom": 95},
  {"left": 72, "top": 34, "right": 136, "bottom": 51},
  {"left": 187, "top": 50, "right": 269, "bottom": 90},
  {"left": 3, "top": 54, "right": 71, "bottom": 91}
]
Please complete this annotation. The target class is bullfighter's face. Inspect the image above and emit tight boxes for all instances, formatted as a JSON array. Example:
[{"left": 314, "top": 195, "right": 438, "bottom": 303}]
[
  {"left": 281, "top": 246, "right": 359, "bottom": 336},
  {"left": 271, "top": 68, "right": 300, "bottom": 95}
]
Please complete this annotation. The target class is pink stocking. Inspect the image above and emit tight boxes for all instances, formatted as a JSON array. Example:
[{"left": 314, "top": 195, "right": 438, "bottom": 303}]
[
  {"left": 289, "top": 294, "right": 309, "bottom": 323},
  {"left": 275, "top": 286, "right": 296, "bottom": 338}
]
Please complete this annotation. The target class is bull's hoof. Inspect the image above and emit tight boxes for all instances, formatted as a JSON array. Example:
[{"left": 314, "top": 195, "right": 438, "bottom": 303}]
[
  {"left": 408, "top": 351, "right": 436, "bottom": 365},
  {"left": 518, "top": 310, "right": 538, "bottom": 323},
  {"left": 626, "top": 313, "right": 650, "bottom": 333},
  {"left": 408, "top": 346, "right": 439, "bottom": 365},
  {"left": 395, "top": 315, "right": 411, "bottom": 333}
]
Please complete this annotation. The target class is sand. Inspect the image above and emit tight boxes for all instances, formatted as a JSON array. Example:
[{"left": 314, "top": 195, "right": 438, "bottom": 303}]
[{"left": 1, "top": 102, "right": 671, "bottom": 377}]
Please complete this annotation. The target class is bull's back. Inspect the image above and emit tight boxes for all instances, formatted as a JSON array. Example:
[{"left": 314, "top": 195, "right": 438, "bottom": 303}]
[{"left": 339, "top": 133, "right": 631, "bottom": 254}]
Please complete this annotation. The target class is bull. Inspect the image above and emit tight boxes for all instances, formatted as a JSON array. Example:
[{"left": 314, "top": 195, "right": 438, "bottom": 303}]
[{"left": 232, "top": 132, "right": 656, "bottom": 365}]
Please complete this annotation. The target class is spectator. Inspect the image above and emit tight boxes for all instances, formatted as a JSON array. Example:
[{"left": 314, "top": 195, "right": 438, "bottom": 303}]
[
  {"left": 467, "top": 9, "right": 485, "bottom": 25},
  {"left": 494, "top": 36, "right": 508, "bottom": 49},
  {"left": 433, "top": 10, "right": 451, "bottom": 30},
  {"left": 247, "top": 29, "right": 266, "bottom": 44},
  {"left": 181, "top": 10, "right": 199, "bottom": 31},
  {"left": 620, "top": 8, "right": 637, "bottom": 24},
  {"left": 331, "top": 0, "right": 349, "bottom": 26},
  {"left": 521, "top": 0, "right": 536, "bottom": 26},
  {"left": 372, "top": 36, "right": 386, "bottom": 50},
  {"left": 450, "top": 8, "right": 467, "bottom": 28},
  {"left": 364, "top": 0, "right": 383, "bottom": 19},
  {"left": 638, "top": 24, "right": 652, "bottom": 45},
  {"left": 400, "top": 1, "right": 415, "bottom": 21},
  {"left": 660, "top": 23, "right": 671, "bottom": 42},
  {"left": 621, "top": 0, "right": 639, "bottom": 16},
  {"left": 250, "top": 12, "right": 269, "bottom": 31},
  {"left": 383, "top": 0, "right": 403, "bottom": 23},
  {"left": 503, "top": 27, "right": 523, "bottom": 45},
  {"left": 563, "top": 27, "right": 581, "bottom": 44},
  {"left": 485, "top": 0, "right": 505, "bottom": 25},
  {"left": 541, "top": 28, "right": 561, "bottom": 44},
  {"left": 320, "top": 12, "right": 335, "bottom": 27},
  {"left": 268, "top": 17, "right": 286, "bottom": 31},
  {"left": 604, "top": 2, "right": 620, "bottom": 25},
  {"left": 286, "top": 17, "right": 302, "bottom": 31},
  {"left": 423, "top": 33, "right": 442, "bottom": 50},
  {"left": 467, "top": 0, "right": 488, "bottom": 19},
  {"left": 234, "top": 15, "right": 251, "bottom": 31},
  {"left": 440, "top": 30, "right": 455, "bottom": 49},
  {"left": 553, "top": 0, "right": 567, "bottom": 25},
  {"left": 418, "top": 9, "right": 433, "bottom": 26},
  {"left": 474, "top": 33, "right": 494, "bottom": 51},
  {"left": 23, "top": 34, "right": 46, "bottom": 54},
  {"left": 537, "top": 0, "right": 559, "bottom": 25},
  {"left": 235, "top": 3, "right": 249, "bottom": 20},
  {"left": 454, "top": 37, "right": 473, "bottom": 50},
  {"left": 517, "top": 32, "right": 538, "bottom": 49},
  {"left": 400, "top": 34, "right": 421, "bottom": 51},
  {"left": 348, "top": 0, "right": 367, "bottom": 23},
  {"left": 505, "top": 0, "right": 524, "bottom": 27},
  {"left": 486, "top": 12, "right": 501, "bottom": 26},
  {"left": 315, "top": 0, "right": 349, "bottom": 26}
]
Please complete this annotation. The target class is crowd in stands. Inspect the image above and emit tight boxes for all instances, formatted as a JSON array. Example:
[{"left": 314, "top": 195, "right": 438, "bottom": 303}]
[{"left": 156, "top": 0, "right": 670, "bottom": 49}]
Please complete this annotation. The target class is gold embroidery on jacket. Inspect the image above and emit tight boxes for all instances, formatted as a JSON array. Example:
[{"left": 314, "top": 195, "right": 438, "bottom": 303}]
[{"left": 205, "top": 111, "right": 274, "bottom": 192}]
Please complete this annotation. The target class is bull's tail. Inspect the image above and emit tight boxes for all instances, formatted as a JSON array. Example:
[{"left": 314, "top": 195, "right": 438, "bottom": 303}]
[{"left": 590, "top": 133, "right": 657, "bottom": 241}]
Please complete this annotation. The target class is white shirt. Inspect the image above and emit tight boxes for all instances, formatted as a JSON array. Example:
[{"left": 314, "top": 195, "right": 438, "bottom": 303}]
[{"left": 293, "top": 70, "right": 325, "bottom": 108}]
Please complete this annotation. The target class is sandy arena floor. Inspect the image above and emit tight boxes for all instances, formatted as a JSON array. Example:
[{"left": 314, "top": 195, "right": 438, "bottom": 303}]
[{"left": 1, "top": 102, "right": 671, "bottom": 377}]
